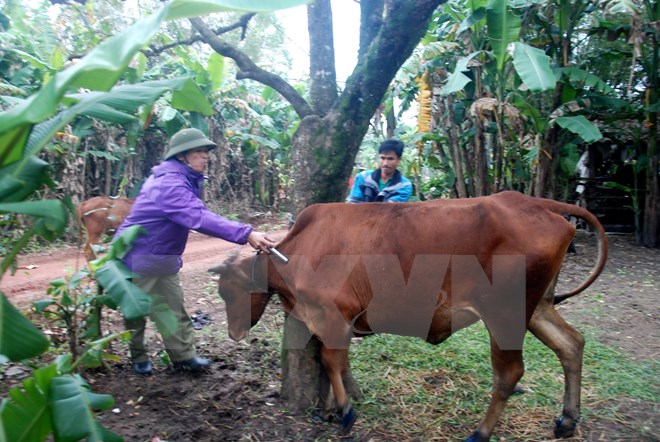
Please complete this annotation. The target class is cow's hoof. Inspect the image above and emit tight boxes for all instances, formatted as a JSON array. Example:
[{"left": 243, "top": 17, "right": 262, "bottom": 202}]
[
  {"left": 339, "top": 406, "right": 357, "bottom": 436},
  {"left": 464, "top": 432, "right": 489, "bottom": 442},
  {"left": 554, "top": 415, "right": 577, "bottom": 438}
]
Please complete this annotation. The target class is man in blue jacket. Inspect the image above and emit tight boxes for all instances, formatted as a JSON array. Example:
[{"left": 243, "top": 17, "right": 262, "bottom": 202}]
[
  {"left": 114, "top": 128, "right": 274, "bottom": 375},
  {"left": 347, "top": 139, "right": 412, "bottom": 203}
]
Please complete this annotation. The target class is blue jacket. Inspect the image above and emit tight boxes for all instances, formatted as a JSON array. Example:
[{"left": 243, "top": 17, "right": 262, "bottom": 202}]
[
  {"left": 114, "top": 159, "right": 252, "bottom": 275},
  {"left": 347, "top": 169, "right": 412, "bottom": 203}
]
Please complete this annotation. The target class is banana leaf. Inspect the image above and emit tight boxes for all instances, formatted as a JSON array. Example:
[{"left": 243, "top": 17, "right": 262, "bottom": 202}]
[
  {"left": 95, "top": 260, "right": 151, "bottom": 321},
  {"left": 441, "top": 52, "right": 481, "bottom": 95},
  {"left": 49, "top": 375, "right": 119, "bottom": 442},
  {"left": 0, "top": 364, "right": 58, "bottom": 442},
  {"left": 511, "top": 42, "right": 556, "bottom": 91},
  {"left": 486, "top": 0, "right": 521, "bottom": 71},
  {"left": 0, "top": 293, "right": 50, "bottom": 362},
  {"left": 555, "top": 115, "right": 602, "bottom": 143}
]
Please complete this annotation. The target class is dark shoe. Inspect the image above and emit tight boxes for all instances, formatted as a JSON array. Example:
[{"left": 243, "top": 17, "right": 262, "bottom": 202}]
[
  {"left": 173, "top": 356, "right": 210, "bottom": 372},
  {"left": 132, "top": 361, "right": 153, "bottom": 375}
]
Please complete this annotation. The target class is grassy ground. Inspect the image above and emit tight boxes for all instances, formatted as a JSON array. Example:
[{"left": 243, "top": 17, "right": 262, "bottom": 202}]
[{"left": 345, "top": 324, "right": 658, "bottom": 441}]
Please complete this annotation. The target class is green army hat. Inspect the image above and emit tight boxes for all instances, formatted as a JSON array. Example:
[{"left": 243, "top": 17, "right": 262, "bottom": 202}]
[{"left": 164, "top": 128, "right": 217, "bottom": 160}]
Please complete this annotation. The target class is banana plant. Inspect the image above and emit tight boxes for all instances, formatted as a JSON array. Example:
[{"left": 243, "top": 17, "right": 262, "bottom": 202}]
[{"left": 440, "top": 0, "right": 602, "bottom": 193}]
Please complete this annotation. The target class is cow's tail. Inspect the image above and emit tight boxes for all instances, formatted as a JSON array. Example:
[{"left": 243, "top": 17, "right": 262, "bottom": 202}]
[{"left": 545, "top": 200, "right": 608, "bottom": 305}]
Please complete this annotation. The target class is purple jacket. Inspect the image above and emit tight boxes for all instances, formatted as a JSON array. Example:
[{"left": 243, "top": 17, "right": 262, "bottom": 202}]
[{"left": 114, "top": 159, "right": 252, "bottom": 275}]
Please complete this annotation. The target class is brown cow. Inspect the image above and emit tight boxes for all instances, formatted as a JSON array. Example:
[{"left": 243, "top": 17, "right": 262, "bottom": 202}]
[
  {"left": 77, "top": 196, "right": 135, "bottom": 262},
  {"left": 209, "top": 191, "right": 608, "bottom": 441}
]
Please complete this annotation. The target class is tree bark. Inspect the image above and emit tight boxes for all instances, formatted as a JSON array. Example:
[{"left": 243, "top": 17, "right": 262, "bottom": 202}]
[
  {"left": 280, "top": 314, "right": 361, "bottom": 415},
  {"left": 308, "top": 0, "right": 337, "bottom": 114},
  {"left": 280, "top": 315, "right": 327, "bottom": 413}
]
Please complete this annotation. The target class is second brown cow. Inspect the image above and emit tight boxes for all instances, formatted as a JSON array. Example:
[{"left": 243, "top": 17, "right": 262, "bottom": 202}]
[{"left": 77, "top": 196, "right": 135, "bottom": 262}]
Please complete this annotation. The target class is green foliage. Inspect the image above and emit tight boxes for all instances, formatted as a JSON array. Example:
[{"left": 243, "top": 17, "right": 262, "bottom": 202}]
[
  {"left": 207, "top": 52, "right": 226, "bottom": 93},
  {"left": 0, "top": 0, "right": 309, "bottom": 168},
  {"left": 0, "top": 293, "right": 50, "bottom": 362},
  {"left": 29, "top": 226, "right": 151, "bottom": 362},
  {"left": 0, "top": 364, "right": 58, "bottom": 442},
  {"left": 440, "top": 52, "right": 480, "bottom": 96},
  {"left": 400, "top": 0, "right": 622, "bottom": 197},
  {"left": 557, "top": 67, "right": 615, "bottom": 95},
  {"left": 48, "top": 375, "right": 119, "bottom": 442},
  {"left": 0, "top": 340, "right": 132, "bottom": 442}
]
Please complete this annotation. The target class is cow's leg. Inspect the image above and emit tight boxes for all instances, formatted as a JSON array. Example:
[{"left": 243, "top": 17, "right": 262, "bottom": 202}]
[
  {"left": 528, "top": 300, "right": 584, "bottom": 438},
  {"left": 468, "top": 339, "right": 524, "bottom": 442},
  {"left": 320, "top": 346, "right": 356, "bottom": 435}
]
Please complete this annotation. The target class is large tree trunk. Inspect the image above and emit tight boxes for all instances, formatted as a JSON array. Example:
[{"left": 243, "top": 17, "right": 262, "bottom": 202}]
[
  {"left": 289, "top": 0, "right": 445, "bottom": 212},
  {"left": 280, "top": 316, "right": 327, "bottom": 413},
  {"left": 280, "top": 315, "right": 361, "bottom": 415},
  {"left": 194, "top": 0, "right": 447, "bottom": 419},
  {"left": 289, "top": 112, "right": 364, "bottom": 214}
]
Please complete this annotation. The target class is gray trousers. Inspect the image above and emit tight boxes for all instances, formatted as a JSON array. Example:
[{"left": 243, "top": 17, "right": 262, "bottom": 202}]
[{"left": 124, "top": 273, "right": 196, "bottom": 364}]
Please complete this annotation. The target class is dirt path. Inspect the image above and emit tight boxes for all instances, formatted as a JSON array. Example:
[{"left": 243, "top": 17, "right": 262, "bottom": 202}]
[{"left": 0, "top": 229, "right": 290, "bottom": 309}]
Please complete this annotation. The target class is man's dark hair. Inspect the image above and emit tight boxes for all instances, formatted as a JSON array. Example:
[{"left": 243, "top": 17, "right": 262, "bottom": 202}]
[{"left": 378, "top": 139, "right": 404, "bottom": 158}]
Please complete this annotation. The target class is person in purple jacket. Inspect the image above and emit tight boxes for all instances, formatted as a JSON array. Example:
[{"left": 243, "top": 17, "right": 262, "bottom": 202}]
[{"left": 114, "top": 128, "right": 275, "bottom": 375}]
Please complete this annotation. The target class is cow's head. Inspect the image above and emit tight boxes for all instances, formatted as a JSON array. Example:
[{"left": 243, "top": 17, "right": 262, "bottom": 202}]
[{"left": 208, "top": 252, "right": 271, "bottom": 342}]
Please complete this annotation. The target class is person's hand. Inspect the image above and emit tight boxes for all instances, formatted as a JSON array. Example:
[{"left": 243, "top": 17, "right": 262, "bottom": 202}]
[{"left": 247, "top": 231, "right": 275, "bottom": 253}]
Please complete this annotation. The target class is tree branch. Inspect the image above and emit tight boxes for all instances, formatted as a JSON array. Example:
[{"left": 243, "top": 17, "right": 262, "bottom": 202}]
[
  {"left": 189, "top": 17, "right": 314, "bottom": 119},
  {"left": 359, "top": 0, "right": 384, "bottom": 61},
  {"left": 337, "top": 0, "right": 445, "bottom": 121},
  {"left": 145, "top": 13, "right": 256, "bottom": 58},
  {"left": 307, "top": 0, "right": 337, "bottom": 114}
]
